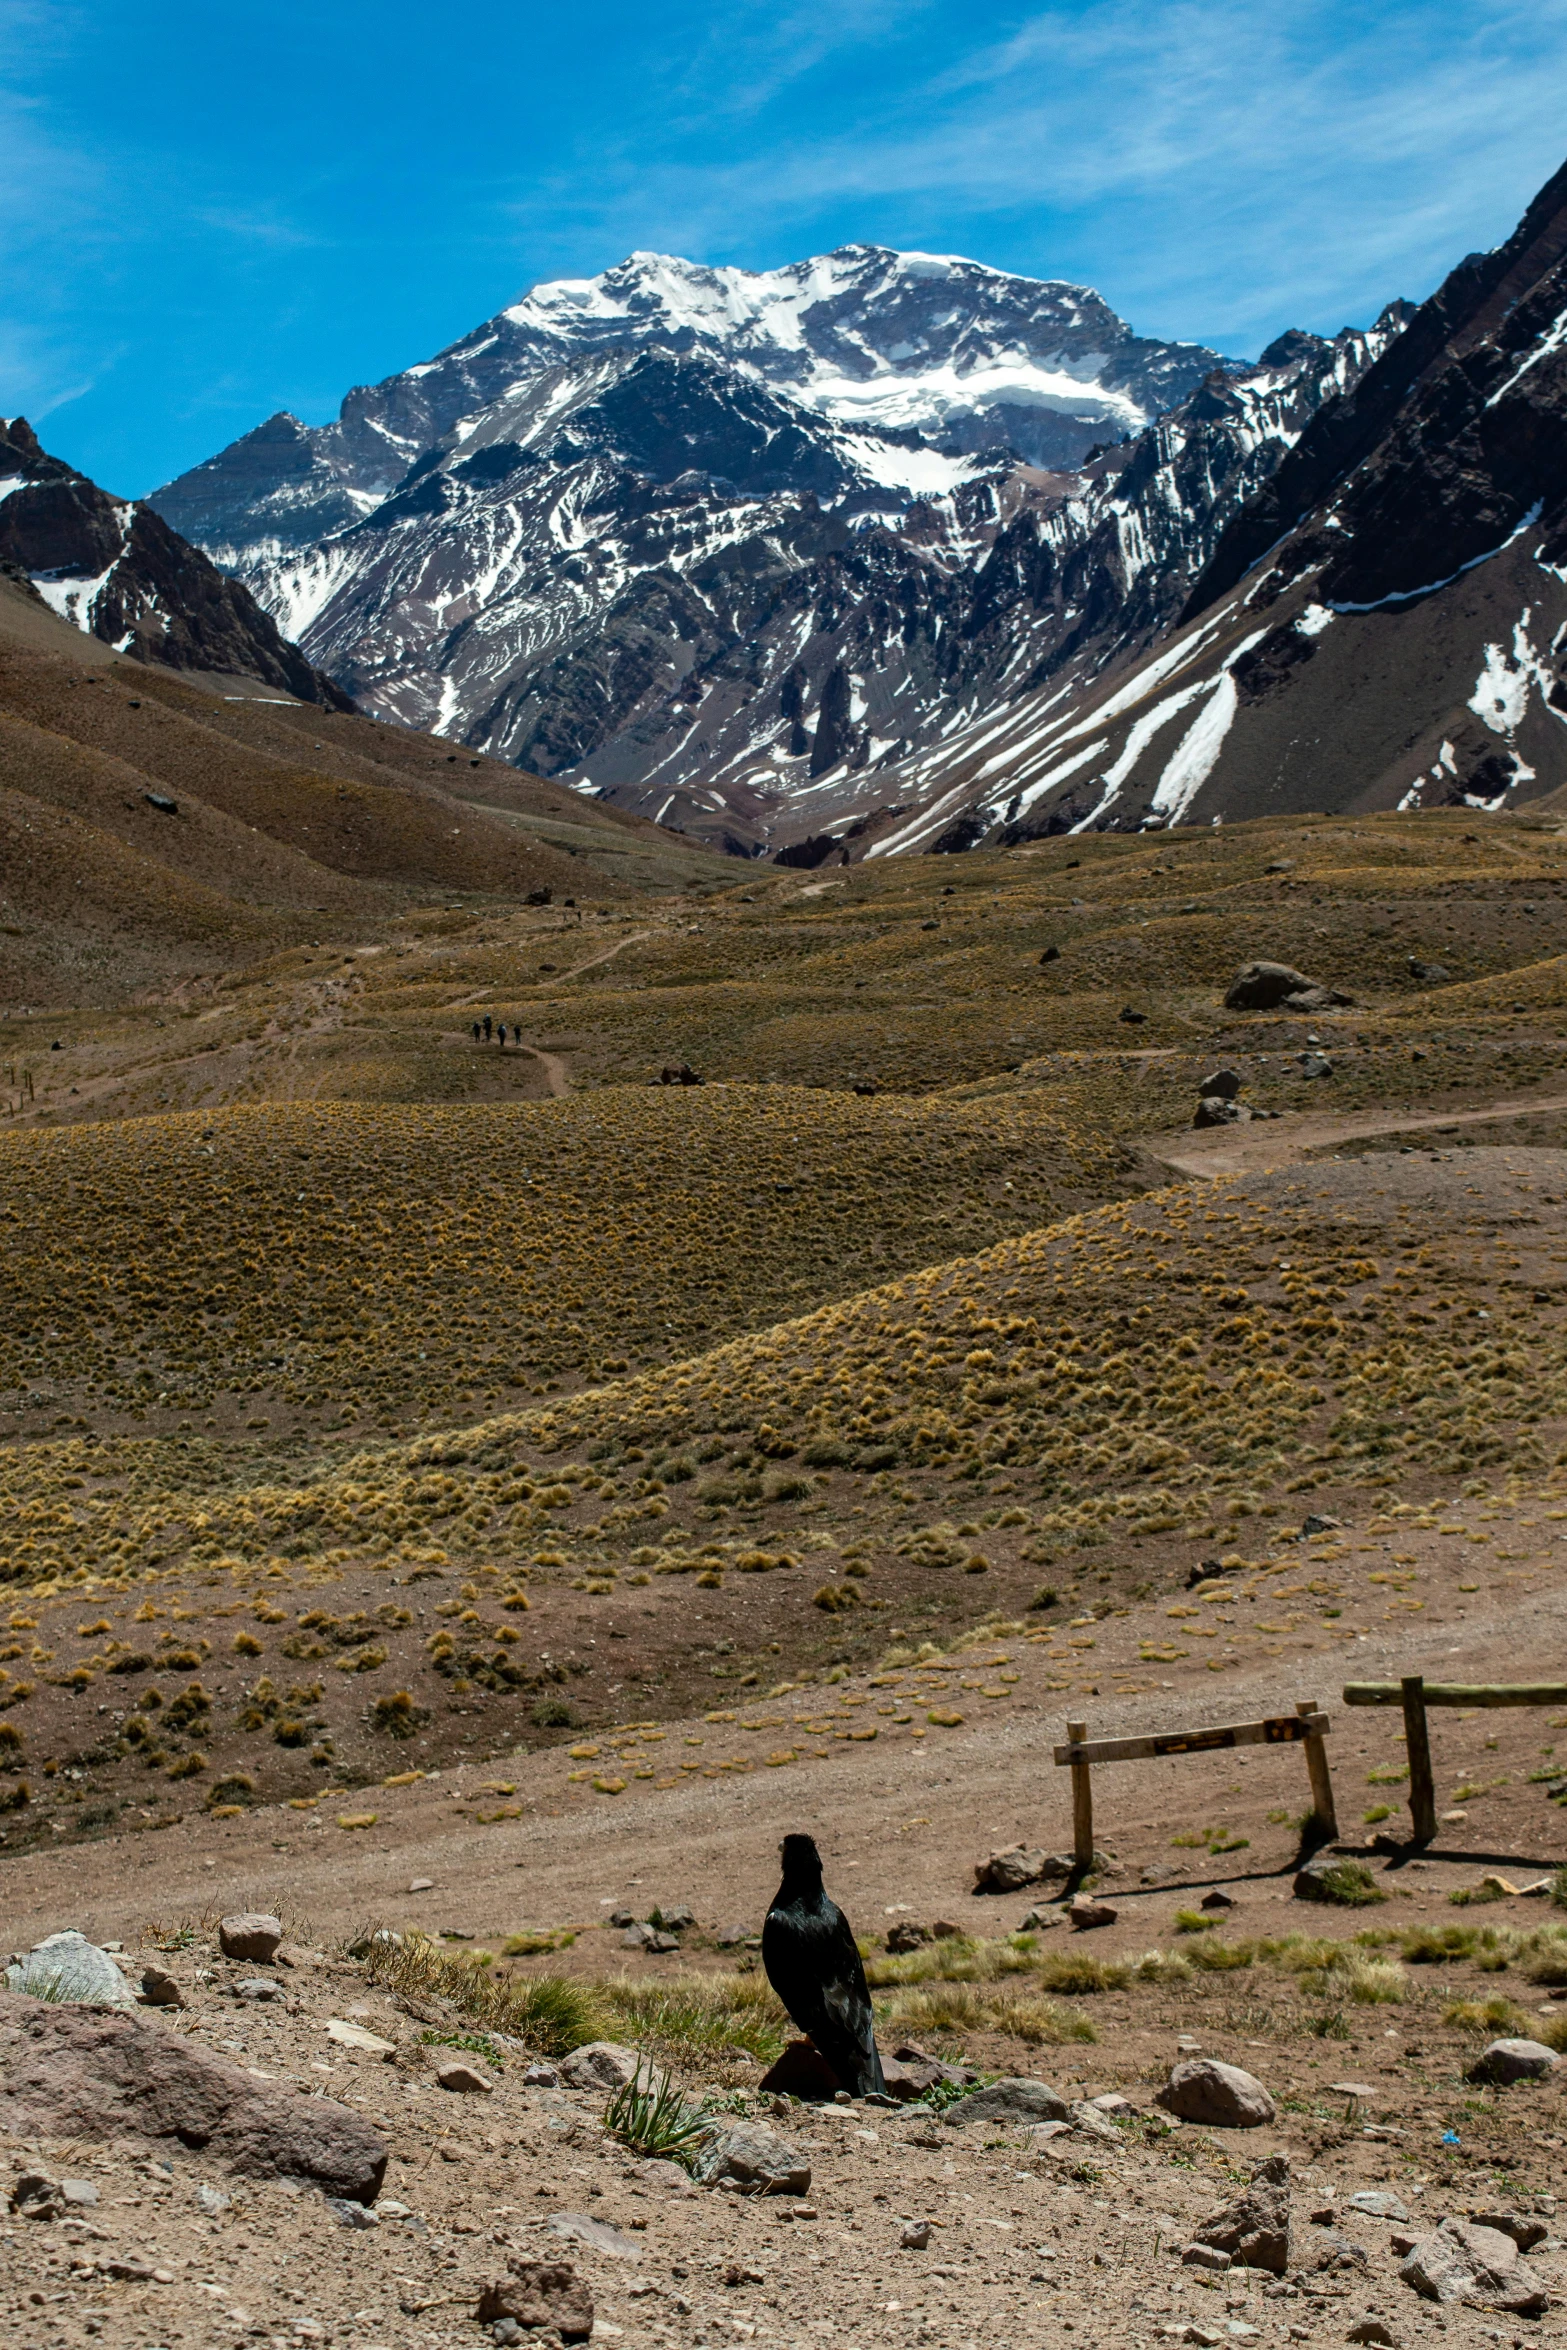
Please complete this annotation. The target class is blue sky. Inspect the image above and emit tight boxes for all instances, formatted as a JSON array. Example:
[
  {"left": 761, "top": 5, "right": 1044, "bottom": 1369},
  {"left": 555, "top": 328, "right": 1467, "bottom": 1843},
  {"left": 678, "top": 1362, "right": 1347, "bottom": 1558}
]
[{"left": 5, "top": 0, "right": 1567, "bottom": 497}]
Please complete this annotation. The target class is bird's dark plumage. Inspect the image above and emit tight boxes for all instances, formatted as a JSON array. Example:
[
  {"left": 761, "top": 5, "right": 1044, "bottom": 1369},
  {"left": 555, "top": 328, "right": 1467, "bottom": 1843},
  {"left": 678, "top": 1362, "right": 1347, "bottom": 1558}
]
[{"left": 761, "top": 1832, "right": 885, "bottom": 2097}]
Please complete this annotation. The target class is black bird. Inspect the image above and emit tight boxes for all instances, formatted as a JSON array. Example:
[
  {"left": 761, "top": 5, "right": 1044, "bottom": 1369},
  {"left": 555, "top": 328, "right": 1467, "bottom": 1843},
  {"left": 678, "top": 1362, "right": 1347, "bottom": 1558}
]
[{"left": 762, "top": 1832, "right": 885, "bottom": 2097}]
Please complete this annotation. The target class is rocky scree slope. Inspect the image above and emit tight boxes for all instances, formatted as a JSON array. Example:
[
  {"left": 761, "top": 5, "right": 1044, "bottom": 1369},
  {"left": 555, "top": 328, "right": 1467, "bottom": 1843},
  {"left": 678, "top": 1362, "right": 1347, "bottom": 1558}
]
[
  {"left": 0, "top": 418, "right": 348, "bottom": 708},
  {"left": 148, "top": 270, "right": 1395, "bottom": 858}
]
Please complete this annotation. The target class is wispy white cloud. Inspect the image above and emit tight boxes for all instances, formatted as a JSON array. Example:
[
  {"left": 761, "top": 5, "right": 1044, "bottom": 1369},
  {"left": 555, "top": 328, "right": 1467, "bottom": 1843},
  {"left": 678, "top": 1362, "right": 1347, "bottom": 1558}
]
[{"left": 509, "top": 0, "right": 1567, "bottom": 347}]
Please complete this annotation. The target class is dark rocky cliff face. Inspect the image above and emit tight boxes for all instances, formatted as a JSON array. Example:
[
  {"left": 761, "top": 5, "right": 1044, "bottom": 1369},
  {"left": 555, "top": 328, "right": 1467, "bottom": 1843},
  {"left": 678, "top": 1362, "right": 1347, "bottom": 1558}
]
[{"left": 0, "top": 418, "right": 350, "bottom": 707}]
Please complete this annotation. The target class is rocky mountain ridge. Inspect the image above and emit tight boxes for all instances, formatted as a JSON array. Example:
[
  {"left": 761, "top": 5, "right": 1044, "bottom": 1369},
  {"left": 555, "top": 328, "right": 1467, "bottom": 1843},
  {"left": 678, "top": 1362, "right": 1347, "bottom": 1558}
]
[
  {"left": 0, "top": 417, "right": 350, "bottom": 708},
  {"left": 147, "top": 254, "right": 1397, "bottom": 856}
]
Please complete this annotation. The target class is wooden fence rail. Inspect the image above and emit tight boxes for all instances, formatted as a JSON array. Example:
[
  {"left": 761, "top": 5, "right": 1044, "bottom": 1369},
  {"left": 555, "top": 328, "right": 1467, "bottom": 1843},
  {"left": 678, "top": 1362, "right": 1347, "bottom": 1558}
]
[
  {"left": 1053, "top": 1698, "right": 1335, "bottom": 1869},
  {"left": 1343, "top": 1677, "right": 1567, "bottom": 1844}
]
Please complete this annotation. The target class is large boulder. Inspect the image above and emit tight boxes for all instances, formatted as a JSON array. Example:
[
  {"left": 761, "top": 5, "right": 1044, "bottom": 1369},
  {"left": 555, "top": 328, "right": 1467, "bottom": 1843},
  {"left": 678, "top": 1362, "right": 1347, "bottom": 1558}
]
[
  {"left": 1189, "top": 2152, "right": 1292, "bottom": 2273},
  {"left": 1156, "top": 2058, "right": 1275, "bottom": 2128},
  {"left": 1400, "top": 2218, "right": 1548, "bottom": 2314},
  {"left": 690, "top": 2120, "right": 810, "bottom": 2196},
  {"left": 477, "top": 2261, "right": 594, "bottom": 2340},
  {"left": 944, "top": 2077, "right": 1071, "bottom": 2127},
  {"left": 1224, "top": 961, "right": 1351, "bottom": 1012},
  {"left": 5, "top": 1933, "right": 136, "bottom": 2009},
  {"left": 0, "top": 1996, "right": 386, "bottom": 2201},
  {"left": 1468, "top": 2038, "right": 1560, "bottom": 2086}
]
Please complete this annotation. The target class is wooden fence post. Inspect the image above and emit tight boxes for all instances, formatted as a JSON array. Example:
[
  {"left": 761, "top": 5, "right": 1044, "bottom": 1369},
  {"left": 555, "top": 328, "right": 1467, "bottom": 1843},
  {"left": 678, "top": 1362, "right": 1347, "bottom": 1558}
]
[
  {"left": 1066, "top": 1717, "right": 1094, "bottom": 1870},
  {"left": 1401, "top": 1674, "right": 1437, "bottom": 1846},
  {"left": 1297, "top": 1698, "right": 1338, "bottom": 1837}
]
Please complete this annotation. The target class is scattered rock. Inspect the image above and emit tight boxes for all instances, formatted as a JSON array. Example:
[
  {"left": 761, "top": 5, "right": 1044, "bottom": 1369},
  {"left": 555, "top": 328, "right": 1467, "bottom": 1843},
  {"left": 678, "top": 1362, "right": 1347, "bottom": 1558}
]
[
  {"left": 1199, "top": 1068, "right": 1243, "bottom": 1099},
  {"left": 1407, "top": 959, "right": 1450, "bottom": 984},
  {"left": 1294, "top": 1853, "right": 1383, "bottom": 1906},
  {"left": 1348, "top": 2191, "right": 1409, "bottom": 2222},
  {"left": 1299, "top": 1051, "right": 1334, "bottom": 1079},
  {"left": 1068, "top": 1893, "right": 1118, "bottom": 1930},
  {"left": 885, "top": 1922, "right": 931, "bottom": 1953},
  {"left": 1141, "top": 1863, "right": 1178, "bottom": 1885},
  {"left": 1471, "top": 2211, "right": 1549, "bottom": 2253},
  {"left": 1069, "top": 2102, "right": 1120, "bottom": 2143},
  {"left": 901, "top": 2219, "right": 932, "bottom": 2249},
  {"left": 235, "top": 1978, "right": 281, "bottom": 2003},
  {"left": 1156, "top": 2059, "right": 1276, "bottom": 2129},
  {"left": 522, "top": 2063, "right": 559, "bottom": 2088},
  {"left": 1345, "top": 2319, "right": 1398, "bottom": 2345},
  {"left": 0, "top": 1998, "right": 387, "bottom": 2201},
  {"left": 548, "top": 2211, "right": 642, "bottom": 2259},
  {"left": 944, "top": 2077, "right": 1071, "bottom": 2127},
  {"left": 635, "top": 2158, "right": 697, "bottom": 2196},
  {"left": 325, "top": 2020, "right": 396, "bottom": 2057},
  {"left": 652, "top": 1904, "right": 695, "bottom": 1931},
  {"left": 4, "top": 1932, "right": 137, "bottom": 2009},
  {"left": 1182, "top": 2243, "right": 1233, "bottom": 2271},
  {"left": 1399, "top": 2219, "right": 1547, "bottom": 2314},
  {"left": 1190, "top": 2152, "right": 1292, "bottom": 2273},
  {"left": 323, "top": 2194, "right": 379, "bottom": 2229},
  {"left": 138, "top": 1965, "right": 184, "bottom": 2009},
  {"left": 758, "top": 2040, "right": 842, "bottom": 2100},
  {"left": 558, "top": 2041, "right": 644, "bottom": 2092},
  {"left": 1301, "top": 1513, "right": 1341, "bottom": 1536},
  {"left": 1224, "top": 960, "right": 1351, "bottom": 1012},
  {"left": 881, "top": 2053, "right": 945, "bottom": 2101},
  {"left": 1200, "top": 1890, "right": 1236, "bottom": 1912},
  {"left": 974, "top": 1845, "right": 1065, "bottom": 1893},
  {"left": 1088, "top": 2093, "right": 1138, "bottom": 2117},
  {"left": 435, "top": 2061, "right": 494, "bottom": 2094},
  {"left": 714, "top": 1924, "right": 752, "bottom": 1948},
  {"left": 691, "top": 2120, "right": 811, "bottom": 2196},
  {"left": 407, "top": 1878, "right": 434, "bottom": 1893},
  {"left": 477, "top": 2260, "right": 594, "bottom": 2341},
  {"left": 11, "top": 2171, "right": 66, "bottom": 2219},
  {"left": 1468, "top": 2038, "right": 1560, "bottom": 2085},
  {"left": 218, "top": 1914, "right": 284, "bottom": 1965},
  {"left": 1194, "top": 1096, "right": 1252, "bottom": 1128}
]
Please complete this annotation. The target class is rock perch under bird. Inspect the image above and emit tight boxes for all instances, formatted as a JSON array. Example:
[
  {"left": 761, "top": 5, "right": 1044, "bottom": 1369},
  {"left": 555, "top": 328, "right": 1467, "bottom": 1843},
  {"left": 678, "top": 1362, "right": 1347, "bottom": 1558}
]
[{"left": 761, "top": 1832, "right": 886, "bottom": 2097}]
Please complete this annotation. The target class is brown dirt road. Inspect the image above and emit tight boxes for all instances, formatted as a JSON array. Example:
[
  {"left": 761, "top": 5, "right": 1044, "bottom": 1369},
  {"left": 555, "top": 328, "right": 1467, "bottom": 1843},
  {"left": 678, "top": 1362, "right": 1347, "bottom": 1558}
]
[{"left": 1147, "top": 1089, "right": 1567, "bottom": 1179}]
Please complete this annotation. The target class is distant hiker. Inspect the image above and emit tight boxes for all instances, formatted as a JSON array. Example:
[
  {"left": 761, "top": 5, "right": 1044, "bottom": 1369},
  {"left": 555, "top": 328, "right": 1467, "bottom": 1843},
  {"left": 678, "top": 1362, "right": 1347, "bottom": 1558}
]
[
  {"left": 483, "top": 1015, "right": 493, "bottom": 1041},
  {"left": 497, "top": 1023, "right": 508, "bottom": 1047},
  {"left": 471, "top": 1021, "right": 482, "bottom": 1043}
]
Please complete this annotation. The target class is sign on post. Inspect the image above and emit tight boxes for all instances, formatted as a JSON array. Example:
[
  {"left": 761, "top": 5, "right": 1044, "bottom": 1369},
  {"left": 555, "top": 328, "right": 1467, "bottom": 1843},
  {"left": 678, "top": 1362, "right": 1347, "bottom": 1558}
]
[{"left": 1053, "top": 1698, "right": 1335, "bottom": 1870}]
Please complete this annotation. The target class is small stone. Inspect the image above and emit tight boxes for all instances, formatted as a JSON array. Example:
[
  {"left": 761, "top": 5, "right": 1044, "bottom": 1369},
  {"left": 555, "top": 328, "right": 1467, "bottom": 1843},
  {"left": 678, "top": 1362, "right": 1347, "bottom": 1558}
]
[
  {"left": 1070, "top": 2102, "right": 1120, "bottom": 2143},
  {"left": 886, "top": 1922, "right": 932, "bottom": 1954},
  {"left": 1294, "top": 1852, "right": 1382, "bottom": 1906},
  {"left": 653, "top": 1904, "right": 694, "bottom": 1930},
  {"left": 138, "top": 1965, "right": 184, "bottom": 2009},
  {"left": 235, "top": 1977, "right": 281, "bottom": 2002},
  {"left": 523, "top": 2063, "right": 559, "bottom": 2088},
  {"left": 407, "top": 1879, "right": 434, "bottom": 1893},
  {"left": 198, "top": 2184, "right": 231, "bottom": 2215},
  {"left": 1068, "top": 1893, "right": 1118, "bottom": 1930},
  {"left": 1347, "top": 2191, "right": 1408, "bottom": 2222},
  {"left": 558, "top": 2040, "right": 644, "bottom": 2091},
  {"left": 322, "top": 2194, "right": 379, "bottom": 2228},
  {"left": 1200, "top": 1889, "right": 1236, "bottom": 1911},
  {"left": 1088, "top": 2093, "right": 1137, "bottom": 2116},
  {"left": 325, "top": 2019, "right": 397, "bottom": 2056},
  {"left": 714, "top": 1924, "right": 751, "bottom": 1948},
  {"left": 1142, "top": 1863, "right": 1179, "bottom": 1885},
  {"left": 60, "top": 2177, "right": 98, "bottom": 2207},
  {"left": 1177, "top": 2034, "right": 1203, "bottom": 2052},
  {"left": 1191, "top": 2152, "right": 1292, "bottom": 2274},
  {"left": 1468, "top": 2037, "right": 1560, "bottom": 2085},
  {"left": 477, "top": 2262, "right": 594, "bottom": 2342},
  {"left": 945, "top": 2077, "right": 1071, "bottom": 2127},
  {"left": 1183, "top": 2245, "right": 1233, "bottom": 2271},
  {"left": 901, "top": 2219, "right": 932, "bottom": 2249},
  {"left": 1471, "top": 2212, "right": 1549, "bottom": 2252},
  {"left": 1301, "top": 1513, "right": 1341, "bottom": 1537},
  {"left": 548, "top": 2211, "right": 642, "bottom": 2259},
  {"left": 10, "top": 2171, "right": 64, "bottom": 2220},
  {"left": 1182, "top": 2321, "right": 1227, "bottom": 2344},
  {"left": 1156, "top": 2059, "right": 1275, "bottom": 2129},
  {"left": 436, "top": 2061, "right": 495, "bottom": 2094},
  {"left": 1199, "top": 1069, "right": 1243, "bottom": 1100},
  {"left": 1328, "top": 2083, "right": 1376, "bottom": 2102},
  {"left": 1345, "top": 2321, "right": 1397, "bottom": 2346},
  {"left": 218, "top": 1913, "right": 284, "bottom": 1965},
  {"left": 881, "top": 2054, "right": 945, "bottom": 2101},
  {"left": 636, "top": 2158, "right": 697, "bottom": 2196},
  {"left": 690, "top": 2120, "right": 810, "bottom": 2195}
]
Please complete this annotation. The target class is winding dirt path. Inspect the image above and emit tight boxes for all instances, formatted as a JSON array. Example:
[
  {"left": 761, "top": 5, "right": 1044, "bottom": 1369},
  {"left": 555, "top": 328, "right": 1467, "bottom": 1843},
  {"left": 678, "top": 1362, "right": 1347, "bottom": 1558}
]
[{"left": 1146, "top": 1086, "right": 1567, "bottom": 1178}]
